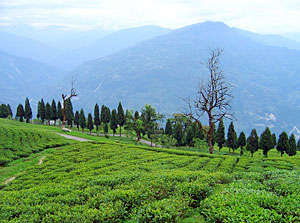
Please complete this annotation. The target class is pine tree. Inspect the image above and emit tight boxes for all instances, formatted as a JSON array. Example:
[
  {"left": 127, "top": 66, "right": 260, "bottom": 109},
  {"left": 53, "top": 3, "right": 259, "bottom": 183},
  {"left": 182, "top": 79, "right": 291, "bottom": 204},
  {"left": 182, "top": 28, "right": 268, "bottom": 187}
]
[
  {"left": 57, "top": 101, "right": 63, "bottom": 122},
  {"left": 246, "top": 129, "right": 259, "bottom": 157},
  {"left": 216, "top": 119, "right": 225, "bottom": 151},
  {"left": 16, "top": 104, "right": 25, "bottom": 122},
  {"left": 65, "top": 99, "right": 74, "bottom": 127},
  {"left": 37, "top": 101, "right": 41, "bottom": 119},
  {"left": 277, "top": 132, "right": 289, "bottom": 157},
  {"left": 297, "top": 139, "right": 300, "bottom": 151},
  {"left": 227, "top": 122, "right": 237, "bottom": 153},
  {"left": 51, "top": 99, "right": 57, "bottom": 125},
  {"left": 94, "top": 103, "right": 100, "bottom": 132},
  {"left": 24, "top": 97, "right": 32, "bottom": 123},
  {"left": 117, "top": 102, "right": 125, "bottom": 136},
  {"left": 40, "top": 99, "right": 46, "bottom": 124},
  {"left": 87, "top": 113, "right": 94, "bottom": 134},
  {"left": 272, "top": 133, "right": 277, "bottom": 148},
  {"left": 110, "top": 109, "right": 117, "bottom": 135},
  {"left": 79, "top": 109, "right": 86, "bottom": 132},
  {"left": 74, "top": 111, "right": 80, "bottom": 130},
  {"left": 259, "top": 127, "right": 273, "bottom": 157},
  {"left": 173, "top": 122, "right": 183, "bottom": 146},
  {"left": 45, "top": 103, "right": 51, "bottom": 125},
  {"left": 165, "top": 119, "right": 172, "bottom": 136},
  {"left": 288, "top": 134, "right": 297, "bottom": 156},
  {"left": 238, "top": 131, "right": 246, "bottom": 155}
]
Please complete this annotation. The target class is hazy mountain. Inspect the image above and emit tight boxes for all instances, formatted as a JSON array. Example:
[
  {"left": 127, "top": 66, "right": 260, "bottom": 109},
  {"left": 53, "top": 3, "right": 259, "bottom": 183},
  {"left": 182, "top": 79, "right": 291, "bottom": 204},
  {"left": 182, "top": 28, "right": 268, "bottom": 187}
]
[
  {"left": 233, "top": 28, "right": 300, "bottom": 50},
  {"left": 54, "top": 25, "right": 171, "bottom": 70},
  {"left": 66, "top": 21, "right": 300, "bottom": 134},
  {"left": 282, "top": 32, "right": 300, "bottom": 43},
  {"left": 0, "top": 31, "right": 62, "bottom": 66},
  {"left": 0, "top": 50, "right": 65, "bottom": 111},
  {"left": 0, "top": 24, "right": 113, "bottom": 50}
]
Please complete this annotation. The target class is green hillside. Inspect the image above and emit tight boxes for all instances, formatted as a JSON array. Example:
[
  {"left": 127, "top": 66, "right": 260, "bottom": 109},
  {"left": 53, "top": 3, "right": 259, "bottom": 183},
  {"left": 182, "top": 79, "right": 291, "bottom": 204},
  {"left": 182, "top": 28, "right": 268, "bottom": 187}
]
[{"left": 0, "top": 119, "right": 299, "bottom": 222}]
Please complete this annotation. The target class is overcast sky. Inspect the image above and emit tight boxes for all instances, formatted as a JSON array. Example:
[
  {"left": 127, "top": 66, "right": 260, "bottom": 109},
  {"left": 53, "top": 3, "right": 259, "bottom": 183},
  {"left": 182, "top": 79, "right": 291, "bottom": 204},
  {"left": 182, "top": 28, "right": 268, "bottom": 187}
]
[{"left": 0, "top": 0, "right": 299, "bottom": 34}]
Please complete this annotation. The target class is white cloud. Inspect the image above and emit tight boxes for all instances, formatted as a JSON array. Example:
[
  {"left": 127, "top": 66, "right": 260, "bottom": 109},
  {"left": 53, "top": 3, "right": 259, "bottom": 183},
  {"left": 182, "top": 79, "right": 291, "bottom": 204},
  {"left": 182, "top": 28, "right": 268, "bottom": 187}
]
[{"left": 0, "top": 0, "right": 300, "bottom": 33}]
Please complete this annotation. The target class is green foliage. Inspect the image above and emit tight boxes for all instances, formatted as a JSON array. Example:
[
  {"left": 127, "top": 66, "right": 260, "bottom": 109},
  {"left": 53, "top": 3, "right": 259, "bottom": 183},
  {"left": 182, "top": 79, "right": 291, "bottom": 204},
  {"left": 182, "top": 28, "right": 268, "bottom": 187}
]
[
  {"left": 0, "top": 120, "right": 69, "bottom": 166},
  {"left": 288, "top": 134, "right": 297, "bottom": 156},
  {"left": 79, "top": 109, "right": 86, "bottom": 132},
  {"left": 160, "top": 135, "right": 176, "bottom": 148},
  {"left": 57, "top": 101, "right": 63, "bottom": 122},
  {"left": 40, "top": 99, "right": 45, "bottom": 123},
  {"left": 238, "top": 131, "right": 246, "bottom": 155},
  {"left": 16, "top": 104, "right": 25, "bottom": 122},
  {"left": 259, "top": 127, "right": 273, "bottom": 157},
  {"left": 87, "top": 113, "right": 94, "bottom": 133},
  {"left": 65, "top": 99, "right": 74, "bottom": 127},
  {"left": 74, "top": 111, "right": 79, "bottom": 130},
  {"left": 0, "top": 104, "right": 12, "bottom": 118},
  {"left": 110, "top": 109, "right": 117, "bottom": 135},
  {"left": 277, "top": 132, "right": 289, "bottom": 157},
  {"left": 117, "top": 102, "right": 125, "bottom": 135},
  {"left": 173, "top": 122, "right": 183, "bottom": 146},
  {"left": 272, "top": 133, "right": 277, "bottom": 148},
  {"left": 94, "top": 103, "right": 100, "bottom": 131},
  {"left": 215, "top": 119, "right": 225, "bottom": 151},
  {"left": 165, "top": 119, "right": 172, "bottom": 136},
  {"left": 185, "top": 127, "right": 194, "bottom": 146},
  {"left": 227, "top": 121, "right": 237, "bottom": 152},
  {"left": 247, "top": 129, "right": 259, "bottom": 157},
  {"left": 50, "top": 99, "right": 57, "bottom": 124},
  {"left": 45, "top": 102, "right": 51, "bottom": 124},
  {"left": 24, "top": 97, "right": 32, "bottom": 123}
]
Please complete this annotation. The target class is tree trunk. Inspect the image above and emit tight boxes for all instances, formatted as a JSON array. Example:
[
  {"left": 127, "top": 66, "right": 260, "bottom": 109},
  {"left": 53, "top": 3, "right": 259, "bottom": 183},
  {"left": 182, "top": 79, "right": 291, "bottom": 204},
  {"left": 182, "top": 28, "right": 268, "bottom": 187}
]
[{"left": 208, "top": 117, "right": 214, "bottom": 154}]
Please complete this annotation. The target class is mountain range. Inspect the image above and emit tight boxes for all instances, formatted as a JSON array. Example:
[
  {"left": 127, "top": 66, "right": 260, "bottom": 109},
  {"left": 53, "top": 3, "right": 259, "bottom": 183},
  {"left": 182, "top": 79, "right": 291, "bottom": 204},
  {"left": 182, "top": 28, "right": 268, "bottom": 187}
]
[{"left": 1, "top": 21, "right": 300, "bottom": 135}]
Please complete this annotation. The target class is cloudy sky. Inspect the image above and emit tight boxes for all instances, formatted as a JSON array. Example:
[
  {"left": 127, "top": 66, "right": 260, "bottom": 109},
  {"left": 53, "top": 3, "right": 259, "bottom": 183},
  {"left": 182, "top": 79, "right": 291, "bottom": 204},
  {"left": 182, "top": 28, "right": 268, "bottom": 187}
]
[{"left": 0, "top": 0, "right": 299, "bottom": 34}]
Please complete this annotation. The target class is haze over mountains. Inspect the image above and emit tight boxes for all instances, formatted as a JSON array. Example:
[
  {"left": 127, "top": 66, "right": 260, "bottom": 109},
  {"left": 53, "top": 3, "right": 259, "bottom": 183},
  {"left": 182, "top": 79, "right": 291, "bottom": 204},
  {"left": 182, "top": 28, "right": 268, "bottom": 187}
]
[{"left": 1, "top": 21, "right": 300, "bottom": 134}]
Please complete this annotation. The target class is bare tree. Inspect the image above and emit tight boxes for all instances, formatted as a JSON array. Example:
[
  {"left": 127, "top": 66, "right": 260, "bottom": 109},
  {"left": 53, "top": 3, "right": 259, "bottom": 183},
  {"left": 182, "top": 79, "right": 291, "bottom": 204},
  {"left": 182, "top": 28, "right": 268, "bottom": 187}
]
[
  {"left": 184, "top": 48, "right": 233, "bottom": 154},
  {"left": 62, "top": 77, "right": 78, "bottom": 129}
]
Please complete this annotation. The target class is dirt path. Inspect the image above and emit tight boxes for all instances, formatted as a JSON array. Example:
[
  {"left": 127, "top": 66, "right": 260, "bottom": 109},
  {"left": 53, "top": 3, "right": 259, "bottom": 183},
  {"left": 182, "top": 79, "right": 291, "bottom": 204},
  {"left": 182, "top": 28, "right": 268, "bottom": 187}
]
[
  {"left": 3, "top": 177, "right": 15, "bottom": 185},
  {"left": 56, "top": 133, "right": 91, "bottom": 142},
  {"left": 39, "top": 156, "right": 46, "bottom": 165}
]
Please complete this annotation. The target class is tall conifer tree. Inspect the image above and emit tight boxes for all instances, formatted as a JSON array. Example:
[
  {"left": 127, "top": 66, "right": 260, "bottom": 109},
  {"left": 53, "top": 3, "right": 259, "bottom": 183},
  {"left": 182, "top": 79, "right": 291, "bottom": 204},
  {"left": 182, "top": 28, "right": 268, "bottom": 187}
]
[
  {"left": 288, "top": 134, "right": 297, "bottom": 156},
  {"left": 87, "top": 113, "right": 94, "bottom": 134},
  {"left": 79, "top": 109, "right": 86, "bottom": 132},
  {"left": 65, "top": 99, "right": 74, "bottom": 127},
  {"left": 24, "top": 98, "right": 32, "bottom": 123},
  {"left": 57, "top": 101, "right": 63, "bottom": 122},
  {"left": 259, "top": 127, "right": 273, "bottom": 157},
  {"left": 110, "top": 109, "right": 117, "bottom": 135},
  {"left": 45, "top": 103, "right": 51, "bottom": 125},
  {"left": 246, "top": 129, "right": 259, "bottom": 157},
  {"left": 165, "top": 119, "right": 173, "bottom": 136},
  {"left": 94, "top": 103, "right": 100, "bottom": 132},
  {"left": 227, "top": 122, "right": 237, "bottom": 153},
  {"left": 74, "top": 111, "right": 80, "bottom": 130},
  {"left": 238, "top": 131, "right": 246, "bottom": 155},
  {"left": 51, "top": 99, "right": 57, "bottom": 125},
  {"left": 277, "top": 131, "right": 289, "bottom": 157},
  {"left": 117, "top": 102, "right": 125, "bottom": 136},
  {"left": 37, "top": 101, "right": 41, "bottom": 119},
  {"left": 16, "top": 104, "right": 25, "bottom": 122},
  {"left": 40, "top": 99, "right": 46, "bottom": 124}
]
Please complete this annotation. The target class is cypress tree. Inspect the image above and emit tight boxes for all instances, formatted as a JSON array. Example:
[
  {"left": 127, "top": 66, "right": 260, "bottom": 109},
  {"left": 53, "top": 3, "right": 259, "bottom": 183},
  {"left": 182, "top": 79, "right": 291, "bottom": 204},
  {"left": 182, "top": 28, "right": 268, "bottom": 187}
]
[
  {"left": 238, "top": 131, "right": 246, "bottom": 155},
  {"left": 65, "top": 99, "right": 74, "bottom": 127},
  {"left": 87, "top": 113, "right": 94, "bottom": 134},
  {"left": 272, "top": 133, "right": 277, "bottom": 148},
  {"left": 74, "top": 111, "right": 80, "bottom": 130},
  {"left": 94, "top": 103, "right": 100, "bottom": 131},
  {"left": 246, "top": 129, "right": 259, "bottom": 157},
  {"left": 57, "top": 101, "right": 63, "bottom": 122},
  {"left": 104, "top": 123, "right": 108, "bottom": 135},
  {"left": 117, "top": 102, "right": 125, "bottom": 136},
  {"left": 51, "top": 99, "right": 57, "bottom": 125},
  {"left": 277, "top": 131, "right": 289, "bottom": 157},
  {"left": 216, "top": 119, "right": 225, "bottom": 151},
  {"left": 37, "top": 101, "right": 41, "bottom": 119},
  {"left": 173, "top": 122, "right": 183, "bottom": 146},
  {"left": 110, "top": 109, "right": 117, "bottom": 135},
  {"left": 227, "top": 122, "right": 237, "bottom": 153},
  {"left": 79, "top": 109, "right": 86, "bottom": 132},
  {"left": 24, "top": 97, "right": 32, "bottom": 123},
  {"left": 45, "top": 103, "right": 51, "bottom": 125},
  {"left": 259, "top": 127, "right": 273, "bottom": 157},
  {"left": 288, "top": 134, "right": 297, "bottom": 156},
  {"left": 40, "top": 99, "right": 46, "bottom": 124},
  {"left": 165, "top": 119, "right": 173, "bottom": 136},
  {"left": 16, "top": 104, "right": 25, "bottom": 122}
]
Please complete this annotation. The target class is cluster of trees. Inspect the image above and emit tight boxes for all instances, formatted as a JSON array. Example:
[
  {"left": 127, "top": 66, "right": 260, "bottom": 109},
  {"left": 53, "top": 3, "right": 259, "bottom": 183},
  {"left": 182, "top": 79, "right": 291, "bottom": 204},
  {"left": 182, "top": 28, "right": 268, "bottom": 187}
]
[
  {"left": 36, "top": 99, "right": 65, "bottom": 125},
  {"left": 15, "top": 98, "right": 32, "bottom": 123},
  {"left": 0, "top": 104, "right": 12, "bottom": 118}
]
